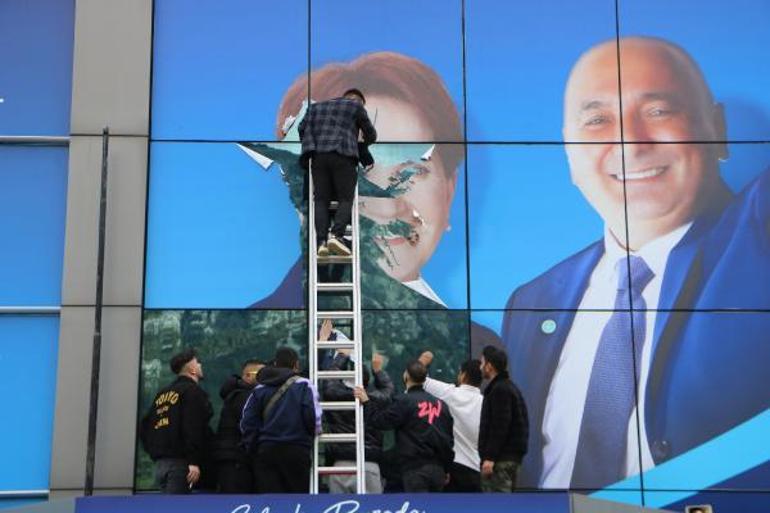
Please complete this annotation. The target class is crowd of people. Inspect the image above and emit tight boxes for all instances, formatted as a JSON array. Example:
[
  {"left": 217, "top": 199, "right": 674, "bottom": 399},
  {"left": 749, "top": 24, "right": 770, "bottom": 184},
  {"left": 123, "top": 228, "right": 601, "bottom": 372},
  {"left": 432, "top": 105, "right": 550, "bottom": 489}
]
[
  {"left": 139, "top": 340, "right": 529, "bottom": 495},
  {"left": 139, "top": 82, "right": 529, "bottom": 495}
]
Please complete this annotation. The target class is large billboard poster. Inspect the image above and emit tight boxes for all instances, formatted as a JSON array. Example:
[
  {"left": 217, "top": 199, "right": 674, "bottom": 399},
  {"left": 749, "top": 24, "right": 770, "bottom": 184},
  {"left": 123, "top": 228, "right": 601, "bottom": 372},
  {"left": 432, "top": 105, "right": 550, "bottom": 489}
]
[
  {"left": 466, "top": 1, "right": 770, "bottom": 509},
  {"left": 141, "top": 1, "right": 770, "bottom": 510}
]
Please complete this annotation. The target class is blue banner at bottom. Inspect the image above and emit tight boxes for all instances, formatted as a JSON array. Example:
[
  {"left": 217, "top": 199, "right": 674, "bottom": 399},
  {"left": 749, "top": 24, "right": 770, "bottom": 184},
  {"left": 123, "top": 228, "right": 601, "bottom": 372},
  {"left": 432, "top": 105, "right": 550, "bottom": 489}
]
[{"left": 75, "top": 493, "right": 570, "bottom": 513}]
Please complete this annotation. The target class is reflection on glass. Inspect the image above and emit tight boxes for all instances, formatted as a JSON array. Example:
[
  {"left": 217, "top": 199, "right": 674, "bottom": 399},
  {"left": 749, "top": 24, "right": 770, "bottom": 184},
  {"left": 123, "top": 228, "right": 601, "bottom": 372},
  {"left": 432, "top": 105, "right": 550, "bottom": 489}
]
[
  {"left": 136, "top": 310, "right": 306, "bottom": 490},
  {"left": 362, "top": 310, "right": 469, "bottom": 391}
]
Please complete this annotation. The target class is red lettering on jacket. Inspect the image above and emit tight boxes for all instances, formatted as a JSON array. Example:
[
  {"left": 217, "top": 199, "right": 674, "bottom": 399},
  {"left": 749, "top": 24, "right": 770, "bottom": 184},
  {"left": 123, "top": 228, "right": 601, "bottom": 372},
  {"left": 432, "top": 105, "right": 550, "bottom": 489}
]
[{"left": 417, "top": 400, "right": 442, "bottom": 425}]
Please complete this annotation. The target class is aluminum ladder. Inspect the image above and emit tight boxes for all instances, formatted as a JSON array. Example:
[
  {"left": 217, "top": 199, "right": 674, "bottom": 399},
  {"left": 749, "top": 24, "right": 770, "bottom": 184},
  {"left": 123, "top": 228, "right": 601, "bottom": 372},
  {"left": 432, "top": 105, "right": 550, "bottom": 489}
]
[{"left": 308, "top": 165, "right": 366, "bottom": 493}]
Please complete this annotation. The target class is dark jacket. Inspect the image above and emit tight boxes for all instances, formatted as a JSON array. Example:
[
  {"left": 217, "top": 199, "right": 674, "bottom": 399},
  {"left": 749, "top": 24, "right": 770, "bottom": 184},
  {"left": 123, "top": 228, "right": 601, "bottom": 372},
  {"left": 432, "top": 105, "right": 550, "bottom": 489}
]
[
  {"left": 364, "top": 385, "right": 455, "bottom": 472},
  {"left": 211, "top": 375, "right": 254, "bottom": 463},
  {"left": 358, "top": 142, "right": 374, "bottom": 167},
  {"left": 240, "top": 366, "right": 321, "bottom": 452},
  {"left": 478, "top": 371, "right": 529, "bottom": 463},
  {"left": 140, "top": 376, "right": 214, "bottom": 466},
  {"left": 298, "top": 97, "right": 377, "bottom": 166},
  {"left": 322, "top": 354, "right": 394, "bottom": 464}
]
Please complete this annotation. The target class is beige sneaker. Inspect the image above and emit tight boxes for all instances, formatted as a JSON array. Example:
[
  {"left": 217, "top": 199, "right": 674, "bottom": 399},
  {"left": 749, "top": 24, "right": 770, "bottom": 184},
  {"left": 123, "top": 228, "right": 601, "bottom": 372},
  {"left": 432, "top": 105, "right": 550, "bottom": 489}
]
[
  {"left": 327, "top": 236, "right": 352, "bottom": 256},
  {"left": 317, "top": 243, "right": 330, "bottom": 257}
]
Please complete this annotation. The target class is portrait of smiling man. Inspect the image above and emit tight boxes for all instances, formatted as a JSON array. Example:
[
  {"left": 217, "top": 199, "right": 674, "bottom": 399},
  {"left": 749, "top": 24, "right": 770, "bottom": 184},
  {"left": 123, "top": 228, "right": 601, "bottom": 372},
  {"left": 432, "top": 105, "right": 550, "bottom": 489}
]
[
  {"left": 502, "top": 36, "right": 770, "bottom": 490},
  {"left": 564, "top": 37, "right": 730, "bottom": 253}
]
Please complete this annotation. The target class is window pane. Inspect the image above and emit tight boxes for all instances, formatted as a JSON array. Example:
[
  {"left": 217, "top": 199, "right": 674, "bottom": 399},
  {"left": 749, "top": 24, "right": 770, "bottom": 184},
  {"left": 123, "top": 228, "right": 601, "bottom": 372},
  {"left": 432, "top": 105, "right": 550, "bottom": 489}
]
[
  {"left": 619, "top": 0, "right": 770, "bottom": 142},
  {"left": 0, "top": 0, "right": 75, "bottom": 136},
  {"left": 136, "top": 309, "right": 306, "bottom": 490},
  {"left": 151, "top": 0, "right": 307, "bottom": 141},
  {"left": 144, "top": 142, "right": 303, "bottom": 309},
  {"left": 0, "top": 315, "right": 59, "bottom": 491},
  {"left": 312, "top": 0, "right": 463, "bottom": 143},
  {"left": 466, "top": 0, "right": 616, "bottom": 142},
  {"left": 0, "top": 147, "right": 68, "bottom": 306}
]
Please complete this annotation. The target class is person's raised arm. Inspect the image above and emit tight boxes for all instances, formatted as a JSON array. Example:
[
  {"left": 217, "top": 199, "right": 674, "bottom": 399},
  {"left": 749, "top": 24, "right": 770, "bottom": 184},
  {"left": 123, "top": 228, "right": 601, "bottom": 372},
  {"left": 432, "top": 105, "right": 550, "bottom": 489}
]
[
  {"left": 356, "top": 104, "right": 377, "bottom": 145},
  {"left": 423, "top": 376, "right": 456, "bottom": 402},
  {"left": 354, "top": 386, "right": 406, "bottom": 430},
  {"left": 368, "top": 353, "right": 394, "bottom": 401},
  {"left": 417, "top": 351, "right": 456, "bottom": 402}
]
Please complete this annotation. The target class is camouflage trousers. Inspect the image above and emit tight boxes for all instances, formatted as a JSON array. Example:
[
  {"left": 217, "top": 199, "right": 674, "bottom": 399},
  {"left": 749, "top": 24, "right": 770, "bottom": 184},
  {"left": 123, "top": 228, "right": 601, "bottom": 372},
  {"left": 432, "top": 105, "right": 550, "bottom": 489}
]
[{"left": 481, "top": 461, "right": 520, "bottom": 492}]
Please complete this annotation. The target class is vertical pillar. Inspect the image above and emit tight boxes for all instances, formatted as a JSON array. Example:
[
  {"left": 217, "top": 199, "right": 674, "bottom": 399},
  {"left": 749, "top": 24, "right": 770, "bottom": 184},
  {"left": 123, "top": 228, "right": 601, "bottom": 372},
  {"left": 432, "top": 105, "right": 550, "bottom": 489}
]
[{"left": 49, "top": 0, "right": 152, "bottom": 497}]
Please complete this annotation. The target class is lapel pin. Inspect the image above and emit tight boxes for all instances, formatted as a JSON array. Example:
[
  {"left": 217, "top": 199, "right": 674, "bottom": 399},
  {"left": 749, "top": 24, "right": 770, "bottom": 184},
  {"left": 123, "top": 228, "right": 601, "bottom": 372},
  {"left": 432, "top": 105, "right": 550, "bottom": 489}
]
[{"left": 541, "top": 319, "right": 557, "bottom": 334}]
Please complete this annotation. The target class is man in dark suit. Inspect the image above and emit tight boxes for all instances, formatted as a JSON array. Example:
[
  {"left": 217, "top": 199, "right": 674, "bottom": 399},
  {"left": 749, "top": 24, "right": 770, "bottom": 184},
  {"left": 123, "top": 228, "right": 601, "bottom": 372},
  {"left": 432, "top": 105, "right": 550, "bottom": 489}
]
[
  {"left": 502, "top": 37, "right": 770, "bottom": 489},
  {"left": 299, "top": 88, "right": 377, "bottom": 257}
]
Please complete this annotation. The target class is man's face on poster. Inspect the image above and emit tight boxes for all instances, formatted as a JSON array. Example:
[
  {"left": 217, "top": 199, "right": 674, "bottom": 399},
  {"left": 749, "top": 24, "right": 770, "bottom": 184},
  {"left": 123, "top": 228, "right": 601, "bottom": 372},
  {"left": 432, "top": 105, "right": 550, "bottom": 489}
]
[{"left": 562, "top": 38, "right": 727, "bottom": 246}]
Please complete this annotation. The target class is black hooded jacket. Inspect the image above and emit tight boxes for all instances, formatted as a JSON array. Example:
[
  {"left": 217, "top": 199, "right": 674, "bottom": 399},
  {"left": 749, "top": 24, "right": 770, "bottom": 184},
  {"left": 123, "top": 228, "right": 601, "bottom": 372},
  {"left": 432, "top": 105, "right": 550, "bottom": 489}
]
[
  {"left": 240, "top": 366, "right": 320, "bottom": 452},
  {"left": 211, "top": 375, "right": 255, "bottom": 463}
]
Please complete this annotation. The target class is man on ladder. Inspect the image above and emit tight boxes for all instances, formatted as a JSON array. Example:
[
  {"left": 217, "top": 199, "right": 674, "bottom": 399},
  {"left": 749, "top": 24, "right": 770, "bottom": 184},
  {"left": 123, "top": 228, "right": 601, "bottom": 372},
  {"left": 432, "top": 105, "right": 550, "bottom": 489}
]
[
  {"left": 300, "top": 87, "right": 376, "bottom": 494},
  {"left": 298, "top": 88, "right": 377, "bottom": 256}
]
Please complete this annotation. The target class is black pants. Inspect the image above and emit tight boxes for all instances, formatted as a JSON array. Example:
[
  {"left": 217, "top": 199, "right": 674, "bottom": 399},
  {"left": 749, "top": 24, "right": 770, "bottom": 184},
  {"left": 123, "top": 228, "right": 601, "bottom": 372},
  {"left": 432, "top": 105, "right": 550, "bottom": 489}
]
[
  {"left": 253, "top": 443, "right": 311, "bottom": 493},
  {"left": 402, "top": 463, "right": 446, "bottom": 493},
  {"left": 217, "top": 460, "right": 254, "bottom": 494},
  {"left": 311, "top": 151, "right": 358, "bottom": 245},
  {"left": 445, "top": 462, "right": 481, "bottom": 492},
  {"left": 155, "top": 458, "right": 190, "bottom": 494}
]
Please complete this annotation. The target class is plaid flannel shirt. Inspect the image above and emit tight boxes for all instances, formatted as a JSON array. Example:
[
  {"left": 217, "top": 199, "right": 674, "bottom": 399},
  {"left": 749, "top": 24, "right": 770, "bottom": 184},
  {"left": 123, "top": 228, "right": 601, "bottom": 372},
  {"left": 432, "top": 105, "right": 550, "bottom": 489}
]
[{"left": 298, "top": 97, "right": 377, "bottom": 161}]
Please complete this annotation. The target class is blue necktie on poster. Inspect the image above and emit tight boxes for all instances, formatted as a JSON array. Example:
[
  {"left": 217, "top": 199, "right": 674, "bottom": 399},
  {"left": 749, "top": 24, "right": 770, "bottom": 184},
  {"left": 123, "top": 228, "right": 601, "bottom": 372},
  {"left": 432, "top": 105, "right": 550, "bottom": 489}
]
[{"left": 571, "top": 255, "right": 654, "bottom": 488}]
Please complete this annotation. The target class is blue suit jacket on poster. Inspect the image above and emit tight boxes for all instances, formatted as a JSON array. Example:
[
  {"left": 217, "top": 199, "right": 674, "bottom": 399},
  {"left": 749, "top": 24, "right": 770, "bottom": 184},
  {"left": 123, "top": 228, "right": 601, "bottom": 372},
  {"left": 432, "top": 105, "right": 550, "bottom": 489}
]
[
  {"left": 502, "top": 170, "right": 770, "bottom": 488},
  {"left": 250, "top": 259, "right": 304, "bottom": 309}
]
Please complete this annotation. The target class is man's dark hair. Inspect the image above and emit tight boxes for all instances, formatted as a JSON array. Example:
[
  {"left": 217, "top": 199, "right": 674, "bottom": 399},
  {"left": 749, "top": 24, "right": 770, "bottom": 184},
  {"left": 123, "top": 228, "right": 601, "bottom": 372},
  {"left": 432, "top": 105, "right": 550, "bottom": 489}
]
[
  {"left": 274, "top": 347, "right": 299, "bottom": 369},
  {"left": 170, "top": 348, "right": 197, "bottom": 375},
  {"left": 482, "top": 345, "right": 508, "bottom": 374},
  {"left": 461, "top": 359, "right": 483, "bottom": 387},
  {"left": 241, "top": 359, "right": 266, "bottom": 371},
  {"left": 342, "top": 88, "right": 366, "bottom": 104},
  {"left": 405, "top": 359, "right": 427, "bottom": 384}
]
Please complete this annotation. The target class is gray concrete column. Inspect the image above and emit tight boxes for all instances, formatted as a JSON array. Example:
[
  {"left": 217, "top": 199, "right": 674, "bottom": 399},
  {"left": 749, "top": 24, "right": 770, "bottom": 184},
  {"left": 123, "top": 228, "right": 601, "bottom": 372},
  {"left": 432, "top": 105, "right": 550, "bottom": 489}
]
[{"left": 50, "top": 0, "right": 152, "bottom": 497}]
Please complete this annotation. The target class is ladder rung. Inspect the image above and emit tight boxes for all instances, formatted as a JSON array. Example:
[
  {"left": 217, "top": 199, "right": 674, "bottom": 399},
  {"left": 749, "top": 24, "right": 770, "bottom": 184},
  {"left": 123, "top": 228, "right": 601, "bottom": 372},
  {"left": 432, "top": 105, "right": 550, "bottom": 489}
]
[
  {"left": 318, "top": 466, "right": 358, "bottom": 475},
  {"left": 317, "top": 255, "right": 352, "bottom": 264},
  {"left": 317, "top": 311, "right": 354, "bottom": 320},
  {"left": 319, "top": 433, "right": 358, "bottom": 443},
  {"left": 317, "top": 282, "right": 354, "bottom": 292},
  {"left": 320, "top": 401, "right": 357, "bottom": 411},
  {"left": 317, "top": 370, "right": 356, "bottom": 380},
  {"left": 315, "top": 340, "right": 355, "bottom": 350}
]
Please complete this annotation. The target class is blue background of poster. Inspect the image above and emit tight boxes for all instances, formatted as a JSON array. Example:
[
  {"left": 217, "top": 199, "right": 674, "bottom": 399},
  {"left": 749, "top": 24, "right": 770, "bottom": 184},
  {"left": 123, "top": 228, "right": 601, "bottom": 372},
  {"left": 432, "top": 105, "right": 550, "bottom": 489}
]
[{"left": 144, "top": 0, "right": 770, "bottom": 509}]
